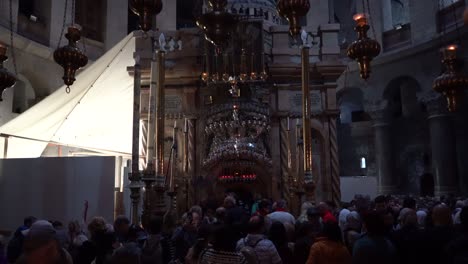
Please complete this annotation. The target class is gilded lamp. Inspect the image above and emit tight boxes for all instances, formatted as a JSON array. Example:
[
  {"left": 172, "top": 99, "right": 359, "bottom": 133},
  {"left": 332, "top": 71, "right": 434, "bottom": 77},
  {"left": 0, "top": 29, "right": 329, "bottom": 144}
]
[
  {"left": 196, "top": 0, "right": 237, "bottom": 47},
  {"left": 53, "top": 26, "right": 88, "bottom": 92},
  {"left": 130, "top": 0, "right": 163, "bottom": 32},
  {"left": 277, "top": 0, "right": 310, "bottom": 36},
  {"left": 0, "top": 42, "right": 16, "bottom": 101},
  {"left": 347, "top": 14, "right": 381, "bottom": 80},
  {"left": 433, "top": 45, "right": 468, "bottom": 112}
]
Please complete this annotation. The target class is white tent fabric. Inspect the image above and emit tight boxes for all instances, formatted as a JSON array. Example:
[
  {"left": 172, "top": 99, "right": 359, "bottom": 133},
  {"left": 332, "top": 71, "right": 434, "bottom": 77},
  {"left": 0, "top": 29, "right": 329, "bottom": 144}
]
[{"left": 0, "top": 33, "right": 135, "bottom": 158}]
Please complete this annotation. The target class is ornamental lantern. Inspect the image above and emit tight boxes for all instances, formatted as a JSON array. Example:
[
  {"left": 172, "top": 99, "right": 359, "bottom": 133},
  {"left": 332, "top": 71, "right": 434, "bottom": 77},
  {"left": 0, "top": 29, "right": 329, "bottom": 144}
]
[
  {"left": 347, "top": 14, "right": 381, "bottom": 80},
  {"left": 277, "top": 0, "right": 310, "bottom": 36},
  {"left": 130, "top": 0, "right": 163, "bottom": 32},
  {"left": 433, "top": 45, "right": 468, "bottom": 112},
  {"left": 0, "top": 42, "right": 16, "bottom": 101},
  {"left": 196, "top": 0, "right": 237, "bottom": 47},
  {"left": 53, "top": 26, "right": 88, "bottom": 92}
]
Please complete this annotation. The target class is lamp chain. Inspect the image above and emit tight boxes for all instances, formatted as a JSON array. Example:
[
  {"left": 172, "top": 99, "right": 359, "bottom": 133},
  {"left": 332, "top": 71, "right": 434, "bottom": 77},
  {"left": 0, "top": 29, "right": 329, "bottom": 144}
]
[
  {"left": 365, "top": 0, "right": 377, "bottom": 40},
  {"left": 57, "top": 0, "right": 69, "bottom": 48},
  {"left": 9, "top": 0, "right": 17, "bottom": 75}
]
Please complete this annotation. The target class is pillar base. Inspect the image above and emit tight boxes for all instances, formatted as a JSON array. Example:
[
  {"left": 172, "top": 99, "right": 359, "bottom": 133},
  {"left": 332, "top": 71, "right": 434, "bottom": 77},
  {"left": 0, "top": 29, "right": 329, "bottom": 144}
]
[
  {"left": 435, "top": 185, "right": 458, "bottom": 197},
  {"left": 377, "top": 185, "right": 398, "bottom": 195}
]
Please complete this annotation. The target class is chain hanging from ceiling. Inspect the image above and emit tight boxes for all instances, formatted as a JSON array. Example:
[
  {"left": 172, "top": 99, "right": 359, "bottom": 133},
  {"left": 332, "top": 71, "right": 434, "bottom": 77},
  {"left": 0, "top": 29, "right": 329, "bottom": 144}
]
[
  {"left": 53, "top": 0, "right": 88, "bottom": 93},
  {"left": 0, "top": 0, "right": 18, "bottom": 101}
]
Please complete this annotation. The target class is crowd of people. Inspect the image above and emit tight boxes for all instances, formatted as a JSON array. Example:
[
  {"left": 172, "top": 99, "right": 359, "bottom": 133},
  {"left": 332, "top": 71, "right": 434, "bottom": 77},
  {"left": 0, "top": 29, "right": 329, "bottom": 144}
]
[{"left": 1, "top": 193, "right": 468, "bottom": 264}]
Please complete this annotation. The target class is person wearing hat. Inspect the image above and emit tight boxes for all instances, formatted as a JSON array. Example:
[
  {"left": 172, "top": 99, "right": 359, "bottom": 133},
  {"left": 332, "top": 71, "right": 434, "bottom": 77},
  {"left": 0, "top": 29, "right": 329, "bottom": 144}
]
[{"left": 16, "top": 220, "right": 72, "bottom": 264}]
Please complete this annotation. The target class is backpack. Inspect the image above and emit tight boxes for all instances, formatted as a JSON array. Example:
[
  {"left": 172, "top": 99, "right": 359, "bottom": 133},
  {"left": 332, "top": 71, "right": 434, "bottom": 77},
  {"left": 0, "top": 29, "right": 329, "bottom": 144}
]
[{"left": 239, "top": 238, "right": 263, "bottom": 264}]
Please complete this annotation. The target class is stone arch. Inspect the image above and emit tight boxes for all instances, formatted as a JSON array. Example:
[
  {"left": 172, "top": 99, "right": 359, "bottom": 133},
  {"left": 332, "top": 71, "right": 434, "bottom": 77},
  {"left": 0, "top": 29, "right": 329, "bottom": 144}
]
[
  {"left": 337, "top": 87, "right": 369, "bottom": 124},
  {"left": 383, "top": 76, "right": 422, "bottom": 119},
  {"left": 383, "top": 76, "right": 429, "bottom": 194},
  {"left": 12, "top": 74, "right": 35, "bottom": 114}
]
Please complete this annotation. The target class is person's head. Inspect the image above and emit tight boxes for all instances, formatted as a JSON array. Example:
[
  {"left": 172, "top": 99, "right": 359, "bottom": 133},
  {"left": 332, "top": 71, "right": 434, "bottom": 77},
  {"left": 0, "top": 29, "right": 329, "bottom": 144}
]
[
  {"left": 223, "top": 196, "right": 236, "bottom": 208},
  {"left": 321, "top": 222, "right": 343, "bottom": 242},
  {"left": 185, "top": 211, "right": 201, "bottom": 230},
  {"left": 432, "top": 204, "right": 452, "bottom": 227},
  {"left": 215, "top": 207, "right": 226, "bottom": 223},
  {"left": 114, "top": 215, "right": 130, "bottom": 236},
  {"left": 259, "top": 199, "right": 271, "bottom": 213},
  {"left": 296, "top": 222, "right": 316, "bottom": 239},
  {"left": 301, "top": 201, "right": 314, "bottom": 214},
  {"left": 127, "top": 224, "right": 146, "bottom": 244},
  {"left": 416, "top": 210, "right": 427, "bottom": 228},
  {"left": 23, "top": 216, "right": 37, "bottom": 228},
  {"left": 88, "top": 217, "right": 107, "bottom": 238},
  {"left": 363, "top": 210, "right": 386, "bottom": 236},
  {"left": 268, "top": 222, "right": 287, "bottom": 246},
  {"left": 307, "top": 207, "right": 321, "bottom": 223},
  {"left": 318, "top": 202, "right": 329, "bottom": 216},
  {"left": 148, "top": 216, "right": 162, "bottom": 235},
  {"left": 460, "top": 206, "right": 468, "bottom": 231},
  {"left": 403, "top": 197, "right": 417, "bottom": 210},
  {"left": 212, "top": 225, "right": 237, "bottom": 252},
  {"left": 190, "top": 205, "right": 203, "bottom": 218},
  {"left": 110, "top": 242, "right": 141, "bottom": 264},
  {"left": 20, "top": 220, "right": 68, "bottom": 264},
  {"left": 275, "top": 199, "right": 287, "bottom": 211},
  {"left": 247, "top": 215, "right": 265, "bottom": 234},
  {"left": 52, "top": 221, "right": 63, "bottom": 229},
  {"left": 68, "top": 220, "right": 81, "bottom": 235},
  {"left": 399, "top": 208, "right": 417, "bottom": 228},
  {"left": 346, "top": 211, "right": 361, "bottom": 231},
  {"left": 325, "top": 201, "right": 337, "bottom": 211},
  {"left": 374, "top": 195, "right": 387, "bottom": 212},
  {"left": 382, "top": 208, "right": 395, "bottom": 231}
]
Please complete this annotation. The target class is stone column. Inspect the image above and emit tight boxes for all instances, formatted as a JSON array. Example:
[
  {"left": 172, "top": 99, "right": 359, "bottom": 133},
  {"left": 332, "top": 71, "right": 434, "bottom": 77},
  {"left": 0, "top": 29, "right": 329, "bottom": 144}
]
[
  {"left": 368, "top": 106, "right": 397, "bottom": 194},
  {"left": 424, "top": 96, "right": 458, "bottom": 196}
]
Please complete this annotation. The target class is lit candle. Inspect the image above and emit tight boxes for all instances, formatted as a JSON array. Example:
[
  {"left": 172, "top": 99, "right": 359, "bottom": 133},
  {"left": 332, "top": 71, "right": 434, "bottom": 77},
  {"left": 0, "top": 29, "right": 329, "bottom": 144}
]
[
  {"left": 443, "top": 44, "right": 458, "bottom": 60},
  {"left": 353, "top": 13, "right": 368, "bottom": 27},
  {"left": 296, "top": 118, "right": 300, "bottom": 126},
  {"left": 184, "top": 118, "right": 188, "bottom": 133},
  {"left": 287, "top": 117, "right": 290, "bottom": 131}
]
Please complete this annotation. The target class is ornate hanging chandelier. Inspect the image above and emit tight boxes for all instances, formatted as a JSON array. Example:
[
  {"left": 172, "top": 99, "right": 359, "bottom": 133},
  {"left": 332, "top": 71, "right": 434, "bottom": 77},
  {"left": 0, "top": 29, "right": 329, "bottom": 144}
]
[
  {"left": 0, "top": 42, "right": 16, "bottom": 101},
  {"left": 196, "top": 0, "right": 237, "bottom": 47},
  {"left": 54, "top": 25, "right": 88, "bottom": 92},
  {"left": 276, "top": 0, "right": 310, "bottom": 36},
  {"left": 130, "top": 0, "right": 163, "bottom": 32},
  {"left": 347, "top": 14, "right": 381, "bottom": 80},
  {"left": 433, "top": 45, "right": 468, "bottom": 112},
  {"left": 53, "top": 0, "right": 88, "bottom": 92}
]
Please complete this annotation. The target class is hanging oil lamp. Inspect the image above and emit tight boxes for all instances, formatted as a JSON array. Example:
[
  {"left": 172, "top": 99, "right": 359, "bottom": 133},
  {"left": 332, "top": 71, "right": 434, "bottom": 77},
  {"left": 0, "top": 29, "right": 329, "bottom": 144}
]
[
  {"left": 196, "top": 0, "right": 237, "bottom": 47},
  {"left": 277, "top": 0, "right": 310, "bottom": 36},
  {"left": 347, "top": 14, "right": 381, "bottom": 80},
  {"left": 0, "top": 42, "right": 16, "bottom": 101},
  {"left": 53, "top": 25, "right": 88, "bottom": 92},
  {"left": 130, "top": 0, "right": 163, "bottom": 32},
  {"left": 433, "top": 45, "right": 468, "bottom": 112}
]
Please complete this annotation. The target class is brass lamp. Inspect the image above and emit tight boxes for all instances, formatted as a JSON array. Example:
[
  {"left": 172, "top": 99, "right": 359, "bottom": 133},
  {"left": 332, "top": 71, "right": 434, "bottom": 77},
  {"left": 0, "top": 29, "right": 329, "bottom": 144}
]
[
  {"left": 196, "top": 0, "right": 237, "bottom": 47},
  {"left": 54, "top": 26, "right": 88, "bottom": 92},
  {"left": 130, "top": 0, "right": 163, "bottom": 32},
  {"left": 0, "top": 42, "right": 16, "bottom": 101},
  {"left": 277, "top": 0, "right": 310, "bottom": 36},
  {"left": 433, "top": 45, "right": 468, "bottom": 112},
  {"left": 347, "top": 14, "right": 381, "bottom": 80}
]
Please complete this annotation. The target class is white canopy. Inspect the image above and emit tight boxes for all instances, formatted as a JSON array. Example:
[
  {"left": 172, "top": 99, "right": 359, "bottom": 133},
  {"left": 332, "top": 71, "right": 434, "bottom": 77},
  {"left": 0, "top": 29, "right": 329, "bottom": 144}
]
[{"left": 0, "top": 34, "right": 136, "bottom": 158}]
